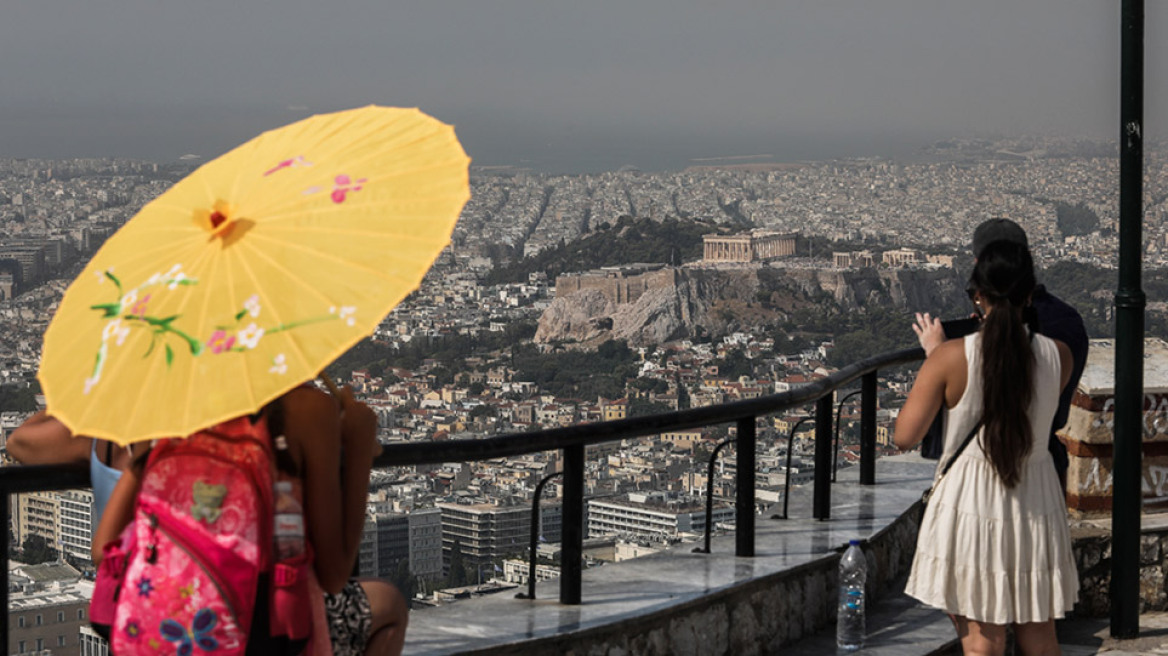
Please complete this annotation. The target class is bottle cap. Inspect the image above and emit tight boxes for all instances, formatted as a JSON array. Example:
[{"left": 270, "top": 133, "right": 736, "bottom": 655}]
[{"left": 849, "top": 539, "right": 860, "bottom": 546}]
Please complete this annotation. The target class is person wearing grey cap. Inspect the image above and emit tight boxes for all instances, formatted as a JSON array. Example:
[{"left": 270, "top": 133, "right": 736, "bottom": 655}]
[{"left": 914, "top": 218, "right": 1089, "bottom": 489}]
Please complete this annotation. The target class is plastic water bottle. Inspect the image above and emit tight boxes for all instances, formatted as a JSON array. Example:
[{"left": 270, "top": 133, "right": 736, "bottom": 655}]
[
  {"left": 273, "top": 480, "right": 305, "bottom": 560},
  {"left": 837, "top": 539, "right": 866, "bottom": 651}
]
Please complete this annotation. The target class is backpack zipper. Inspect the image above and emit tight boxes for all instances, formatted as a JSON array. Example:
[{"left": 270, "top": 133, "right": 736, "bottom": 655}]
[{"left": 147, "top": 510, "right": 246, "bottom": 622}]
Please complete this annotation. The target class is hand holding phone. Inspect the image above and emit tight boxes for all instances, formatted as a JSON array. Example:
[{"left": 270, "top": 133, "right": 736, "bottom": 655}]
[{"left": 941, "top": 316, "right": 981, "bottom": 339}]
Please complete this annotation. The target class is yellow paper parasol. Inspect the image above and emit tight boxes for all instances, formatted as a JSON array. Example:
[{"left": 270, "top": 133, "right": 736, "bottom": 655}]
[{"left": 39, "top": 106, "right": 470, "bottom": 445}]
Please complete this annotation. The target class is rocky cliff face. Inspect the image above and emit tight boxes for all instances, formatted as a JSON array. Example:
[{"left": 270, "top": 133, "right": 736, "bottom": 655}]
[
  {"left": 772, "top": 267, "right": 964, "bottom": 311},
  {"left": 535, "top": 265, "right": 965, "bottom": 347}
]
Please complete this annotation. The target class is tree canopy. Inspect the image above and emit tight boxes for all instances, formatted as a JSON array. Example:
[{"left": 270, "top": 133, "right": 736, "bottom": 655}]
[
  {"left": 328, "top": 320, "right": 538, "bottom": 378},
  {"left": 484, "top": 216, "right": 722, "bottom": 285},
  {"left": 1054, "top": 201, "right": 1100, "bottom": 237},
  {"left": 510, "top": 340, "right": 638, "bottom": 399},
  {"left": 0, "top": 384, "right": 38, "bottom": 413}
]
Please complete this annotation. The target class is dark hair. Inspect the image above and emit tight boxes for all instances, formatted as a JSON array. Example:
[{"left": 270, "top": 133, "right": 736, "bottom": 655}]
[{"left": 968, "top": 240, "right": 1036, "bottom": 488}]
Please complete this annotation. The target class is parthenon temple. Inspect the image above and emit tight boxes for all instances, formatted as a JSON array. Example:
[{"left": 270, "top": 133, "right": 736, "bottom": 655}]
[{"left": 702, "top": 231, "right": 797, "bottom": 263}]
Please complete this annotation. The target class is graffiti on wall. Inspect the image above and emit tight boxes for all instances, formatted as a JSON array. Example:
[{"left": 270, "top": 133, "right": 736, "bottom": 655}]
[
  {"left": 1090, "top": 395, "right": 1168, "bottom": 437},
  {"left": 1078, "top": 458, "right": 1168, "bottom": 505}
]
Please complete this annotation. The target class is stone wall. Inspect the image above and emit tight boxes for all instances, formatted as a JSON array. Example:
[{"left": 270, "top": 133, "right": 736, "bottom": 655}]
[
  {"left": 554, "top": 266, "right": 678, "bottom": 306},
  {"left": 462, "top": 502, "right": 924, "bottom": 656},
  {"left": 1062, "top": 339, "right": 1168, "bottom": 517},
  {"left": 1072, "top": 518, "right": 1168, "bottom": 616}
]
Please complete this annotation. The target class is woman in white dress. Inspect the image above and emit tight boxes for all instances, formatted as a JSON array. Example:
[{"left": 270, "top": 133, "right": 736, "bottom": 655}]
[{"left": 895, "top": 240, "right": 1078, "bottom": 656}]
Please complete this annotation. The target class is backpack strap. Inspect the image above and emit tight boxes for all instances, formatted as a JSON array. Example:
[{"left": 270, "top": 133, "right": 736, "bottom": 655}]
[{"left": 264, "top": 395, "right": 299, "bottom": 478}]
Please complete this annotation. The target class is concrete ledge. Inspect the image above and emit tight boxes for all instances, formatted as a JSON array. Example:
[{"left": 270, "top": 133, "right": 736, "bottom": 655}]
[{"left": 405, "top": 455, "right": 938, "bottom": 655}]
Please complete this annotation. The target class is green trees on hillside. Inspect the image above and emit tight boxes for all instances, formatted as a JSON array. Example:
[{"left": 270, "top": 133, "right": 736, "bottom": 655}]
[
  {"left": 328, "top": 320, "right": 538, "bottom": 378},
  {"left": 484, "top": 216, "right": 721, "bottom": 285},
  {"left": 825, "top": 308, "right": 920, "bottom": 367},
  {"left": 1055, "top": 201, "right": 1101, "bottom": 237},
  {"left": 710, "top": 348, "right": 753, "bottom": 379},
  {"left": 511, "top": 340, "right": 638, "bottom": 399}
]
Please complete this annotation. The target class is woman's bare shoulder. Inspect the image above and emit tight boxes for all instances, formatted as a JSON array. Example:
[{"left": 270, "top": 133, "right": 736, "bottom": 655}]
[
  {"left": 932, "top": 336, "right": 967, "bottom": 364},
  {"left": 279, "top": 386, "right": 340, "bottom": 453},
  {"left": 918, "top": 337, "right": 968, "bottom": 394}
]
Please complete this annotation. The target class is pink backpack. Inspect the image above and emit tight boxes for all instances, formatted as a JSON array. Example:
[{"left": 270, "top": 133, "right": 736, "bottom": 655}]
[{"left": 91, "top": 413, "right": 314, "bottom": 655}]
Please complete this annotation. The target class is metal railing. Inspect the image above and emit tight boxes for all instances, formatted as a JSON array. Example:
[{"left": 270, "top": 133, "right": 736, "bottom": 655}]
[
  {"left": 0, "top": 346, "right": 924, "bottom": 646},
  {"left": 833, "top": 389, "right": 862, "bottom": 482},
  {"left": 692, "top": 436, "right": 737, "bottom": 554},
  {"left": 775, "top": 416, "right": 814, "bottom": 520},
  {"left": 516, "top": 471, "right": 561, "bottom": 600}
]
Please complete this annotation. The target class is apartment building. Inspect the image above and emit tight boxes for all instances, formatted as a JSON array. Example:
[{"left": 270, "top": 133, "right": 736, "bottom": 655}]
[
  {"left": 14, "top": 489, "right": 95, "bottom": 567},
  {"left": 438, "top": 501, "right": 562, "bottom": 571},
  {"left": 9, "top": 562, "right": 91, "bottom": 656},
  {"left": 408, "top": 507, "right": 443, "bottom": 582},
  {"left": 587, "top": 491, "right": 734, "bottom": 540}
]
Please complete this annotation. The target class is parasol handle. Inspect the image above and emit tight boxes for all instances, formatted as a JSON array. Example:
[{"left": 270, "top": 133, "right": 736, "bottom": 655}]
[{"left": 319, "top": 372, "right": 342, "bottom": 398}]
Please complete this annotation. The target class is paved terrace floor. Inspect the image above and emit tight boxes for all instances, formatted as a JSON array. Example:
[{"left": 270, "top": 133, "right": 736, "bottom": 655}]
[
  {"left": 404, "top": 454, "right": 938, "bottom": 655},
  {"left": 783, "top": 578, "right": 1168, "bottom": 655}
]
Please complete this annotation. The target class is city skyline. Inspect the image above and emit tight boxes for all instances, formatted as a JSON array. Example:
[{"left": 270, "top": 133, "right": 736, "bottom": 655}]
[{"left": 3, "top": 1, "right": 1166, "bottom": 173}]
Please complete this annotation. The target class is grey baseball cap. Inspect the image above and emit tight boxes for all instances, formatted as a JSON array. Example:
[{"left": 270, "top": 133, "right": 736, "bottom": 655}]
[{"left": 972, "top": 218, "right": 1028, "bottom": 257}]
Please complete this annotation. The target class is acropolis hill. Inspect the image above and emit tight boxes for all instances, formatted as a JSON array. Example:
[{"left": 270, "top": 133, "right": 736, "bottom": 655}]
[{"left": 539, "top": 260, "right": 964, "bottom": 346}]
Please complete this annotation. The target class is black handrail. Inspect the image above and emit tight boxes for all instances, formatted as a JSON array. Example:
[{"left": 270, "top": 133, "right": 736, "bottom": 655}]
[
  {"left": 0, "top": 345, "right": 925, "bottom": 649},
  {"left": 832, "top": 389, "right": 862, "bottom": 482},
  {"left": 775, "top": 417, "right": 813, "bottom": 520},
  {"left": 516, "top": 471, "right": 562, "bottom": 600},
  {"left": 692, "top": 436, "right": 737, "bottom": 554}
]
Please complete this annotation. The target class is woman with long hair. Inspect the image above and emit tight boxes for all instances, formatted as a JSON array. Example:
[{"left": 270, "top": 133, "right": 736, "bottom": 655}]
[{"left": 895, "top": 240, "right": 1078, "bottom": 656}]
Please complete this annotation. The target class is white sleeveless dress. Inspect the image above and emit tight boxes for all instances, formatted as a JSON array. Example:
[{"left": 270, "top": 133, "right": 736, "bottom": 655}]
[{"left": 904, "top": 332, "right": 1079, "bottom": 624}]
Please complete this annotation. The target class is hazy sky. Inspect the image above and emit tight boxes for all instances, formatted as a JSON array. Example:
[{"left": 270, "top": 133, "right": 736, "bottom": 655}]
[{"left": 2, "top": 1, "right": 1164, "bottom": 172}]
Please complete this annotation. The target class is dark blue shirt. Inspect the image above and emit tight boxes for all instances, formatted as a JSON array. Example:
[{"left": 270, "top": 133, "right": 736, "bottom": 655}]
[{"left": 1031, "top": 285, "right": 1089, "bottom": 478}]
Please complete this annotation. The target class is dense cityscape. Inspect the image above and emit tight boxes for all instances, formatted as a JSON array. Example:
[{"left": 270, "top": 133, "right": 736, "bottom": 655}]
[{"left": 2, "top": 135, "right": 1166, "bottom": 648}]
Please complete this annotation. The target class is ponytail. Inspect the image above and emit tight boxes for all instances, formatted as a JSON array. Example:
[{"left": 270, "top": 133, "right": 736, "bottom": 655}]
[{"left": 970, "top": 241, "right": 1036, "bottom": 488}]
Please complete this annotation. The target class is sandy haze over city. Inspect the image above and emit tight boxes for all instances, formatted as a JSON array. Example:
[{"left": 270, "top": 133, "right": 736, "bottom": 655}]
[{"left": 2, "top": 1, "right": 1166, "bottom": 172}]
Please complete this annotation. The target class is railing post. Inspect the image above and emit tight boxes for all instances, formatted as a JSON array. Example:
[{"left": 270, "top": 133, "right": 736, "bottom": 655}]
[
  {"left": 736, "top": 417, "right": 755, "bottom": 557},
  {"left": 518, "top": 472, "right": 561, "bottom": 600},
  {"left": 861, "top": 371, "right": 877, "bottom": 485},
  {"left": 560, "top": 444, "right": 585, "bottom": 604},
  {"left": 813, "top": 396, "right": 833, "bottom": 520},
  {"left": 1113, "top": 0, "right": 1145, "bottom": 639}
]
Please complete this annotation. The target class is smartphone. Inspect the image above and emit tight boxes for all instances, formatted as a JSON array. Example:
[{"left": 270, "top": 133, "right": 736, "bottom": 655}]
[{"left": 941, "top": 316, "right": 981, "bottom": 339}]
